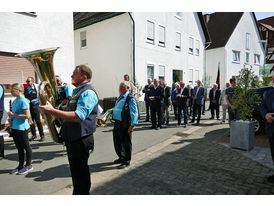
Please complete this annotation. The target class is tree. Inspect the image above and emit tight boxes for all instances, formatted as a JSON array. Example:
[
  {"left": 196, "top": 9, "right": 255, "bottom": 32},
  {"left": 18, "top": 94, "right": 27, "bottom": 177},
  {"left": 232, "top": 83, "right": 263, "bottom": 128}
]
[{"left": 231, "top": 67, "right": 261, "bottom": 121}]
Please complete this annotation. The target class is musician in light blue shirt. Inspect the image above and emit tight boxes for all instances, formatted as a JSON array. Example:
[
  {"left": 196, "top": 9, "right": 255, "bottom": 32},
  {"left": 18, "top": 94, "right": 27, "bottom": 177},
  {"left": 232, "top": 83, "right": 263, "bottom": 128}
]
[{"left": 112, "top": 81, "right": 138, "bottom": 169}]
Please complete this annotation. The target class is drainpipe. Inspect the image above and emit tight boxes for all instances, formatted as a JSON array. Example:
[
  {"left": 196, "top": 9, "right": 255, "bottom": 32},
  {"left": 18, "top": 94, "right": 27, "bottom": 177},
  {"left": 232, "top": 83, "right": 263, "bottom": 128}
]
[
  {"left": 128, "top": 12, "right": 135, "bottom": 82},
  {"left": 203, "top": 41, "right": 211, "bottom": 86}
]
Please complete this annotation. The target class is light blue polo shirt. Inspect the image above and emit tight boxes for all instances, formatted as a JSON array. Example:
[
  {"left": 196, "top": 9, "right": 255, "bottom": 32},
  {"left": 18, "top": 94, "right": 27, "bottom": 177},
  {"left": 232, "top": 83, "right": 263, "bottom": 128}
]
[
  {"left": 72, "top": 83, "right": 98, "bottom": 121},
  {"left": 113, "top": 91, "right": 138, "bottom": 126},
  {"left": 11, "top": 95, "right": 30, "bottom": 131},
  {"left": 0, "top": 86, "right": 3, "bottom": 99}
]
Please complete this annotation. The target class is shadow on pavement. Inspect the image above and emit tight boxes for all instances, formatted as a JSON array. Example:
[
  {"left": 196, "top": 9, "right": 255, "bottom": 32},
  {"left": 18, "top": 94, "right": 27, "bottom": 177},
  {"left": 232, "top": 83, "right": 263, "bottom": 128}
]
[
  {"left": 90, "top": 162, "right": 118, "bottom": 173},
  {"left": 25, "top": 164, "right": 70, "bottom": 181},
  {"left": 90, "top": 127, "right": 274, "bottom": 195}
]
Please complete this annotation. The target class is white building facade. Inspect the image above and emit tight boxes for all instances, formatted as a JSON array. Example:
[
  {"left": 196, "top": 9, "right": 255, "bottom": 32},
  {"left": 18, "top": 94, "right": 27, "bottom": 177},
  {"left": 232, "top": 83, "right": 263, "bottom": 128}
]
[
  {"left": 205, "top": 12, "right": 265, "bottom": 89},
  {"left": 0, "top": 12, "right": 75, "bottom": 123},
  {"left": 74, "top": 12, "right": 210, "bottom": 100}
]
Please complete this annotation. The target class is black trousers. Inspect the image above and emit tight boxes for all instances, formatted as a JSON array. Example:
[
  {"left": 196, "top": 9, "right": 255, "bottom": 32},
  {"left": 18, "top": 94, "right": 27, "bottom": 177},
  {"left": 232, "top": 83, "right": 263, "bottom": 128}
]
[
  {"left": 12, "top": 129, "right": 32, "bottom": 169},
  {"left": 0, "top": 112, "right": 4, "bottom": 157},
  {"left": 30, "top": 107, "right": 44, "bottom": 137},
  {"left": 113, "top": 121, "right": 132, "bottom": 163},
  {"left": 269, "top": 134, "right": 274, "bottom": 163},
  {"left": 151, "top": 104, "right": 162, "bottom": 128},
  {"left": 172, "top": 103, "right": 178, "bottom": 120},
  {"left": 192, "top": 103, "right": 202, "bottom": 123},
  {"left": 145, "top": 100, "right": 150, "bottom": 121},
  {"left": 210, "top": 102, "right": 220, "bottom": 119},
  {"left": 65, "top": 134, "right": 94, "bottom": 195}
]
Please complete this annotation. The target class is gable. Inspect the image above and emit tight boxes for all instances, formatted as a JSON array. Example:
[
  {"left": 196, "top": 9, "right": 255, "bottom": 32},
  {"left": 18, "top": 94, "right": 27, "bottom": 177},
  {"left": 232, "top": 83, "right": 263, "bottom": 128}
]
[{"left": 205, "top": 12, "right": 243, "bottom": 50}]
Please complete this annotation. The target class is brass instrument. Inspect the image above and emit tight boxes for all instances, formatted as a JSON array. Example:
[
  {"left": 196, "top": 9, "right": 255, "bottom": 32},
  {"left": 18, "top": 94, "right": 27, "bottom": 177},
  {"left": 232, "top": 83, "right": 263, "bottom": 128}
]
[
  {"left": 17, "top": 47, "right": 63, "bottom": 143},
  {"left": 96, "top": 108, "right": 114, "bottom": 127}
]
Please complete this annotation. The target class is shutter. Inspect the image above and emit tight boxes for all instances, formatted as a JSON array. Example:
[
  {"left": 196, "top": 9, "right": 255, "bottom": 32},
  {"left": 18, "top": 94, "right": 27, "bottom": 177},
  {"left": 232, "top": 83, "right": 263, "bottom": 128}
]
[
  {"left": 159, "top": 26, "right": 165, "bottom": 45},
  {"left": 176, "top": 32, "right": 181, "bottom": 49},
  {"left": 0, "top": 52, "right": 36, "bottom": 85},
  {"left": 147, "top": 21, "right": 154, "bottom": 41}
]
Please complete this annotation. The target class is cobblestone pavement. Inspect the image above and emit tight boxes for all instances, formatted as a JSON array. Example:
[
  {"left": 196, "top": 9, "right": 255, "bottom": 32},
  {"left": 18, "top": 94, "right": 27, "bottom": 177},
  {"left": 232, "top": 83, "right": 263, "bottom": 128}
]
[{"left": 55, "top": 120, "right": 274, "bottom": 195}]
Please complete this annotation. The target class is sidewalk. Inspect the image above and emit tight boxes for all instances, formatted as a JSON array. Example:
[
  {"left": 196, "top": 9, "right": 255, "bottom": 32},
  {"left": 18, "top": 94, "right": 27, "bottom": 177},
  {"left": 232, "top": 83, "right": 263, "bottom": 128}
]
[{"left": 53, "top": 119, "right": 274, "bottom": 195}]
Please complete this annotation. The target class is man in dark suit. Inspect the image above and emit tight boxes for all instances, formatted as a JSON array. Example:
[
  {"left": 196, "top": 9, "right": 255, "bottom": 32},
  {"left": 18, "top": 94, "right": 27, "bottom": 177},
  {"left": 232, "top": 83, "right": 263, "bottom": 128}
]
[
  {"left": 176, "top": 81, "right": 189, "bottom": 127},
  {"left": 142, "top": 78, "right": 153, "bottom": 122},
  {"left": 209, "top": 84, "right": 221, "bottom": 120},
  {"left": 190, "top": 80, "right": 205, "bottom": 125},
  {"left": 161, "top": 81, "right": 171, "bottom": 125},
  {"left": 261, "top": 68, "right": 274, "bottom": 183},
  {"left": 149, "top": 79, "right": 164, "bottom": 130},
  {"left": 186, "top": 84, "right": 193, "bottom": 117}
]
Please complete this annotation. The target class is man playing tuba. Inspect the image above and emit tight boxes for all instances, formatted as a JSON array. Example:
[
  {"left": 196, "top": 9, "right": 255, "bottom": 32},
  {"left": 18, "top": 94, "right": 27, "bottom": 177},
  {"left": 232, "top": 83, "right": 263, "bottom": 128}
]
[{"left": 39, "top": 65, "right": 98, "bottom": 195}]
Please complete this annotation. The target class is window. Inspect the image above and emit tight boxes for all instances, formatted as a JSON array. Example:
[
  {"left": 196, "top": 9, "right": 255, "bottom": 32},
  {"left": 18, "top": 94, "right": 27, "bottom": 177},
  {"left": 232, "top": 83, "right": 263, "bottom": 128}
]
[
  {"left": 147, "top": 20, "right": 155, "bottom": 44},
  {"left": 245, "top": 52, "right": 250, "bottom": 64},
  {"left": 175, "top": 32, "right": 181, "bottom": 51},
  {"left": 158, "top": 25, "right": 165, "bottom": 47},
  {"left": 188, "top": 69, "right": 193, "bottom": 85},
  {"left": 189, "top": 37, "right": 194, "bottom": 54},
  {"left": 194, "top": 70, "right": 199, "bottom": 83},
  {"left": 80, "top": 31, "right": 87, "bottom": 48},
  {"left": 254, "top": 54, "right": 260, "bottom": 65},
  {"left": 232, "top": 50, "right": 240, "bottom": 63},
  {"left": 147, "top": 64, "right": 154, "bottom": 80},
  {"left": 158, "top": 65, "right": 165, "bottom": 81},
  {"left": 246, "top": 33, "right": 251, "bottom": 50},
  {"left": 195, "top": 40, "right": 200, "bottom": 55}
]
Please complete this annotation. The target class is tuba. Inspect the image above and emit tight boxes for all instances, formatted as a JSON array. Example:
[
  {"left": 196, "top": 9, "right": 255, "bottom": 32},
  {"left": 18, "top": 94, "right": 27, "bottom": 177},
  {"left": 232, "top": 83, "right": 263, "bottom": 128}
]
[
  {"left": 17, "top": 47, "right": 63, "bottom": 144},
  {"left": 96, "top": 108, "right": 114, "bottom": 127}
]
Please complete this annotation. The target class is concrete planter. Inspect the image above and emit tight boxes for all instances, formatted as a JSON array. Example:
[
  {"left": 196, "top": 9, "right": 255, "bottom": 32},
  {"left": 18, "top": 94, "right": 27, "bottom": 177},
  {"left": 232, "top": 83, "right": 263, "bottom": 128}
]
[{"left": 230, "top": 120, "right": 255, "bottom": 151}]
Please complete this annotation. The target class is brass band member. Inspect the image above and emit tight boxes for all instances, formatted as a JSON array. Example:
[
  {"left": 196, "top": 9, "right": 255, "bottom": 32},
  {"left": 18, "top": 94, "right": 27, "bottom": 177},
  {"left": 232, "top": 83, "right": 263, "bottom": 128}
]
[
  {"left": 39, "top": 65, "right": 98, "bottom": 195},
  {"left": 112, "top": 81, "right": 138, "bottom": 169}
]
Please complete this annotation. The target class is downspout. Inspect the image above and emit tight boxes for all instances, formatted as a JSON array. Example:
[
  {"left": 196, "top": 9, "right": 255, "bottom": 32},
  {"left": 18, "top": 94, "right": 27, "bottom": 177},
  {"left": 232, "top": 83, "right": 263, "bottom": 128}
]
[
  {"left": 128, "top": 12, "right": 135, "bottom": 82},
  {"left": 203, "top": 42, "right": 211, "bottom": 86}
]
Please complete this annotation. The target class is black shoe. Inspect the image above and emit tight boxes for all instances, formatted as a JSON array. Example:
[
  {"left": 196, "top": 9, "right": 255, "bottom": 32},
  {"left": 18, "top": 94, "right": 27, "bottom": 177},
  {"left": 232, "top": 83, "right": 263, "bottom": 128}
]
[
  {"left": 113, "top": 158, "right": 123, "bottom": 164},
  {"left": 193, "top": 123, "right": 200, "bottom": 126},
  {"left": 267, "top": 175, "right": 274, "bottom": 183},
  {"left": 150, "top": 126, "right": 156, "bottom": 129},
  {"left": 117, "top": 162, "right": 130, "bottom": 169},
  {"left": 39, "top": 135, "right": 45, "bottom": 142},
  {"left": 210, "top": 117, "right": 214, "bottom": 119},
  {"left": 30, "top": 136, "right": 37, "bottom": 141},
  {"left": 155, "top": 127, "right": 160, "bottom": 130},
  {"left": 183, "top": 124, "right": 187, "bottom": 128},
  {"left": 165, "top": 122, "right": 169, "bottom": 125},
  {"left": 190, "top": 120, "right": 194, "bottom": 123}
]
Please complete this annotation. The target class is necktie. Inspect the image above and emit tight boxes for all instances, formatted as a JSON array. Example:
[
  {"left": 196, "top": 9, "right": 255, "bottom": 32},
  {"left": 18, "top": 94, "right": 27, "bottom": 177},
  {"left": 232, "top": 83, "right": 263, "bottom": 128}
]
[{"left": 117, "top": 95, "right": 124, "bottom": 103}]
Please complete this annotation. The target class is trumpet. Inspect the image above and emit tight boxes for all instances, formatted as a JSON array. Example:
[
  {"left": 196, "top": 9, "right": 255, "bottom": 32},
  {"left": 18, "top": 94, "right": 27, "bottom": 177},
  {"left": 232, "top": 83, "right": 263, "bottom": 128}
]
[{"left": 96, "top": 108, "right": 114, "bottom": 127}]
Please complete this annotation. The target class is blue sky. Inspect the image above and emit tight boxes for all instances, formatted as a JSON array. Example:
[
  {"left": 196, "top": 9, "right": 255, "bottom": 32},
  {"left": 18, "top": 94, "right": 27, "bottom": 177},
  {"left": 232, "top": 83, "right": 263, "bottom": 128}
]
[{"left": 255, "top": 12, "right": 274, "bottom": 20}]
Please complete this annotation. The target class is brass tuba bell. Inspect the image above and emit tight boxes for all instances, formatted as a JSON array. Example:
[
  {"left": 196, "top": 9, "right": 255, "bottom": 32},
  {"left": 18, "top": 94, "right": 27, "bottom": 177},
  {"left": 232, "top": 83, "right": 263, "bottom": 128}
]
[{"left": 17, "top": 47, "right": 63, "bottom": 144}]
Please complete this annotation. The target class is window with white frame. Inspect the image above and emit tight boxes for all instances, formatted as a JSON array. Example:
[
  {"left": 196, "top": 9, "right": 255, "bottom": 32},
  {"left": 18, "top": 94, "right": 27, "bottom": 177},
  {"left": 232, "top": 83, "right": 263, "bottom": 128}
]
[
  {"left": 246, "top": 33, "right": 251, "bottom": 50},
  {"left": 194, "top": 70, "right": 199, "bottom": 83},
  {"left": 188, "top": 69, "right": 193, "bottom": 85},
  {"left": 147, "top": 64, "right": 154, "bottom": 80},
  {"left": 232, "top": 50, "right": 240, "bottom": 63},
  {"left": 80, "top": 31, "right": 87, "bottom": 48},
  {"left": 189, "top": 37, "right": 194, "bottom": 54},
  {"left": 195, "top": 40, "right": 200, "bottom": 55},
  {"left": 245, "top": 52, "right": 250, "bottom": 64},
  {"left": 147, "top": 20, "right": 155, "bottom": 44},
  {"left": 175, "top": 32, "right": 181, "bottom": 51},
  {"left": 158, "top": 25, "right": 165, "bottom": 47},
  {"left": 158, "top": 65, "right": 165, "bottom": 81},
  {"left": 254, "top": 54, "right": 260, "bottom": 65}
]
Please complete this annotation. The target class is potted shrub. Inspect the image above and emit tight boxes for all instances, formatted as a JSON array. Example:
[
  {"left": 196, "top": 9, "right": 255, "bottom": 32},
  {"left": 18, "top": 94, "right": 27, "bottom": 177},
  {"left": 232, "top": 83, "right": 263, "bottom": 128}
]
[{"left": 230, "top": 67, "right": 261, "bottom": 151}]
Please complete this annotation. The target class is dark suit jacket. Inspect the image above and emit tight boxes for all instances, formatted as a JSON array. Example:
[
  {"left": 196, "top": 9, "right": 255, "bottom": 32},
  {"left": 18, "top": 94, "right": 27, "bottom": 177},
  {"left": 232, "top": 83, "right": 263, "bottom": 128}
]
[
  {"left": 149, "top": 85, "right": 164, "bottom": 107},
  {"left": 260, "top": 87, "right": 274, "bottom": 139},
  {"left": 192, "top": 86, "right": 205, "bottom": 105},
  {"left": 163, "top": 86, "right": 171, "bottom": 106},
  {"left": 142, "top": 84, "right": 152, "bottom": 101},
  {"left": 209, "top": 89, "right": 221, "bottom": 105},
  {"left": 176, "top": 87, "right": 189, "bottom": 107}
]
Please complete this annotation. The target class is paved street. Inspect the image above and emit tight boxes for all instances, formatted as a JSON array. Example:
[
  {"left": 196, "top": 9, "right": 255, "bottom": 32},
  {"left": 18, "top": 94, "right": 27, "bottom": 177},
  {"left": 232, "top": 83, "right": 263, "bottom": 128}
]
[{"left": 1, "top": 110, "right": 274, "bottom": 195}]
